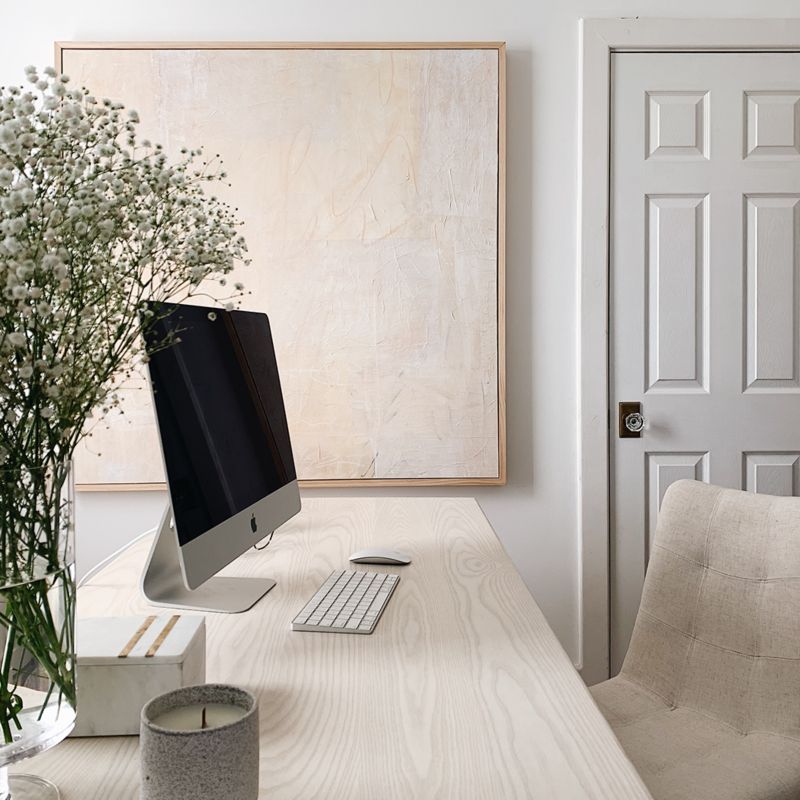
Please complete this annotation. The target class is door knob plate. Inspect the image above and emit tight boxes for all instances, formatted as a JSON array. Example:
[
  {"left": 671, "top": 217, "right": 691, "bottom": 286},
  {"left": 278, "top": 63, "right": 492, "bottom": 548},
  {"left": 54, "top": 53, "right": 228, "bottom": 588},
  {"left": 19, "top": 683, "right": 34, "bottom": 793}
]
[{"left": 619, "top": 402, "right": 643, "bottom": 439}]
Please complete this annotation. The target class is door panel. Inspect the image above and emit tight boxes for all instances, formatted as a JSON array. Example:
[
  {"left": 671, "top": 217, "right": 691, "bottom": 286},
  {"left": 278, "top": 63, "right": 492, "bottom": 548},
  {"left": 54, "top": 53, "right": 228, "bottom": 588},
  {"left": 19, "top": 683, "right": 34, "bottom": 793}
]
[
  {"left": 646, "top": 90, "right": 709, "bottom": 159},
  {"left": 745, "top": 92, "right": 800, "bottom": 159},
  {"left": 646, "top": 452, "right": 709, "bottom": 560},
  {"left": 646, "top": 194, "right": 709, "bottom": 392},
  {"left": 745, "top": 195, "right": 800, "bottom": 390},
  {"left": 611, "top": 52, "right": 800, "bottom": 673},
  {"left": 743, "top": 452, "right": 800, "bottom": 495}
]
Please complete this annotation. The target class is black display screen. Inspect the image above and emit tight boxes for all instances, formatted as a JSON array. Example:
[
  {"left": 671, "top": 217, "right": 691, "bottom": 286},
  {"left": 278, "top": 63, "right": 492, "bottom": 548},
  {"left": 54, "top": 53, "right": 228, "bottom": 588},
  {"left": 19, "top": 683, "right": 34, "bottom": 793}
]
[{"left": 144, "top": 302, "right": 297, "bottom": 546}]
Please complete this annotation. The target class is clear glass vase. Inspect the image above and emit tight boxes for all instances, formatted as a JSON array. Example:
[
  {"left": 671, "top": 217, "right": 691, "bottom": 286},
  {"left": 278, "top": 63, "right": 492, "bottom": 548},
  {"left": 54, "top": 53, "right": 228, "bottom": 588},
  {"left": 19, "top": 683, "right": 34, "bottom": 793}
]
[{"left": 0, "top": 462, "right": 76, "bottom": 799}]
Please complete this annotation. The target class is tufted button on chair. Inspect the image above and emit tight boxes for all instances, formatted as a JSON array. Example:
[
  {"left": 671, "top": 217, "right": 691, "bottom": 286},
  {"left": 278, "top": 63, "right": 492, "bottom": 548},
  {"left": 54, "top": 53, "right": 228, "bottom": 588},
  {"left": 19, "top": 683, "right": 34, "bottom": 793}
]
[{"left": 590, "top": 480, "right": 800, "bottom": 800}]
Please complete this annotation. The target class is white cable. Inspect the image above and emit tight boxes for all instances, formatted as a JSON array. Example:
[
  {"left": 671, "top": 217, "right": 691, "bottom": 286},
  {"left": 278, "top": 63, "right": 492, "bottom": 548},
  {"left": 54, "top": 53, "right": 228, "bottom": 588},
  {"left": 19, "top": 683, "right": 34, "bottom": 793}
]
[{"left": 77, "top": 527, "right": 156, "bottom": 588}]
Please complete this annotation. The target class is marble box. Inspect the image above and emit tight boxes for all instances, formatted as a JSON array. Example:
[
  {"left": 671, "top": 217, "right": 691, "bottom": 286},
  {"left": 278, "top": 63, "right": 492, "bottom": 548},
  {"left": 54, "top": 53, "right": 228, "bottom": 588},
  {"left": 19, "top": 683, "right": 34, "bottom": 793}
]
[{"left": 72, "top": 615, "right": 206, "bottom": 737}]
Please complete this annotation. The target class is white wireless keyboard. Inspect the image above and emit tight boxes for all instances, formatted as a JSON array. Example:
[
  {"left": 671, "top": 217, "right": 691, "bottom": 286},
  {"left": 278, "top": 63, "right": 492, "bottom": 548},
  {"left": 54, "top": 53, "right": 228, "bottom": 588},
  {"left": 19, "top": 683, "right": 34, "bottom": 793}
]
[{"left": 292, "top": 569, "right": 400, "bottom": 634}]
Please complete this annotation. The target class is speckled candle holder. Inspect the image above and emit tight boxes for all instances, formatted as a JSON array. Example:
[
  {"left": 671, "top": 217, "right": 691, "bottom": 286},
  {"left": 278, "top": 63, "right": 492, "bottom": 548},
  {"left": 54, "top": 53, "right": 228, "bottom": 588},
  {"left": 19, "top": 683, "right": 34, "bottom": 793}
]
[{"left": 140, "top": 684, "right": 259, "bottom": 800}]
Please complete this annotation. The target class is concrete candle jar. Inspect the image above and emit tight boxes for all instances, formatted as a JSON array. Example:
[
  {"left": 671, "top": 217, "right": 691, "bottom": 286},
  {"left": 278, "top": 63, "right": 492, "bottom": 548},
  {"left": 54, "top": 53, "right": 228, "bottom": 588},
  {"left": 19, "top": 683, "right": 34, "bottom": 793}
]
[{"left": 140, "top": 684, "right": 259, "bottom": 800}]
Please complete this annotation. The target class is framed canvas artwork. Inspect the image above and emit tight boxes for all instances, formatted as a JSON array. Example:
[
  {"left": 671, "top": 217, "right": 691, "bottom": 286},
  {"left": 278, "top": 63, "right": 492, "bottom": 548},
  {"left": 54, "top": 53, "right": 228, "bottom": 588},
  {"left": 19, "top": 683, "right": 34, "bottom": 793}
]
[{"left": 57, "top": 42, "right": 506, "bottom": 487}]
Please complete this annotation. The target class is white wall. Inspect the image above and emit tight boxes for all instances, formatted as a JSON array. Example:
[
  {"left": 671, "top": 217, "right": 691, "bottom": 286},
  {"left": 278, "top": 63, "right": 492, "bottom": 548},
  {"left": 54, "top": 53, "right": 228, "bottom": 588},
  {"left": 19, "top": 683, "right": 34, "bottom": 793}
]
[{"left": 5, "top": 0, "right": 798, "bottom": 667}]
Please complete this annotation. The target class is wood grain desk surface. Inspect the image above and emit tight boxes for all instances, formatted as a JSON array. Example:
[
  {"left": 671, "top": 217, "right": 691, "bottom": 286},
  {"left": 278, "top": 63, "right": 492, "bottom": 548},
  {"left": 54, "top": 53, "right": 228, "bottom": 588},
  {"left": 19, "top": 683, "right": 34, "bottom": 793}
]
[{"left": 18, "top": 498, "right": 652, "bottom": 799}]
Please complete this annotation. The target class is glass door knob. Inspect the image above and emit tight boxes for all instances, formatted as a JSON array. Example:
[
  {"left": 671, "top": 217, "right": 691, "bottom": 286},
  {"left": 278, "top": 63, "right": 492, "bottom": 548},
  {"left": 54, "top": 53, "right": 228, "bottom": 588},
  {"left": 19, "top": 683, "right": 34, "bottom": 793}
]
[{"left": 624, "top": 412, "right": 645, "bottom": 433}]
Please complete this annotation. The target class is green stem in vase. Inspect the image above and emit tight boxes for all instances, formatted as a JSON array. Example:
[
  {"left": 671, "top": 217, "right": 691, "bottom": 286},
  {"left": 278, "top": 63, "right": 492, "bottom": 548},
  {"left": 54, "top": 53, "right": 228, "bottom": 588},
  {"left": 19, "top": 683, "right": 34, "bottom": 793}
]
[{"left": 0, "top": 623, "right": 23, "bottom": 743}]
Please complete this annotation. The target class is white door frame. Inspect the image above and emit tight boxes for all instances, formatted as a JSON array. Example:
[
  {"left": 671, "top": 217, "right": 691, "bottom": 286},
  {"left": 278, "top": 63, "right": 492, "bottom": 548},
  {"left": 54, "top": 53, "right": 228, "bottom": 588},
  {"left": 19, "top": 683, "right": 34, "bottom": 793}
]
[{"left": 578, "top": 17, "right": 800, "bottom": 685}]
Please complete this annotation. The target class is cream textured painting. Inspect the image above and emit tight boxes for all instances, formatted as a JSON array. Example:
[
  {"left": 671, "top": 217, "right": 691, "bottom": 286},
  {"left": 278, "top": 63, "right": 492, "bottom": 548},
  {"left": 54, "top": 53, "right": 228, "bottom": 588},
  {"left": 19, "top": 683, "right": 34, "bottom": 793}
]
[{"left": 61, "top": 44, "right": 505, "bottom": 486}]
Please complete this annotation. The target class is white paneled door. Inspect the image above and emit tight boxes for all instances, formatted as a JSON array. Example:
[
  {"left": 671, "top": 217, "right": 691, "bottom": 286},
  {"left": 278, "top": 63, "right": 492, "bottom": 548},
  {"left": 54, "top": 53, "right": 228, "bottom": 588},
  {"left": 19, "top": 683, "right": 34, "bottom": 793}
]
[{"left": 611, "top": 52, "right": 800, "bottom": 672}]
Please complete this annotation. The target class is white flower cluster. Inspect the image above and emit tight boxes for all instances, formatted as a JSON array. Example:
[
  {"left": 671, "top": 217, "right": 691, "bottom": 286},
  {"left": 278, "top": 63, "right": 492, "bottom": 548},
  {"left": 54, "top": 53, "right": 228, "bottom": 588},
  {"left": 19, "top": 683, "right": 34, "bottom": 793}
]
[{"left": 0, "top": 66, "right": 249, "bottom": 471}]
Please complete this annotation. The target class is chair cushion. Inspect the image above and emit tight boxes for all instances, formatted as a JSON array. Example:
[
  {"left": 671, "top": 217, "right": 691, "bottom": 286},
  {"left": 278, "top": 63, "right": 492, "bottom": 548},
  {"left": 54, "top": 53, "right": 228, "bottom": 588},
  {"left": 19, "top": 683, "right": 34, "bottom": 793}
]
[{"left": 591, "top": 677, "right": 800, "bottom": 800}]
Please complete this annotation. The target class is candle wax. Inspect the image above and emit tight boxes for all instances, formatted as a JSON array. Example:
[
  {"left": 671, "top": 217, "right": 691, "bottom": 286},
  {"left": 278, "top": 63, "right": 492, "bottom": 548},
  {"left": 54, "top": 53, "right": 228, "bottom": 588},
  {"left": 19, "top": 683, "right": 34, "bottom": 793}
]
[{"left": 150, "top": 702, "right": 246, "bottom": 731}]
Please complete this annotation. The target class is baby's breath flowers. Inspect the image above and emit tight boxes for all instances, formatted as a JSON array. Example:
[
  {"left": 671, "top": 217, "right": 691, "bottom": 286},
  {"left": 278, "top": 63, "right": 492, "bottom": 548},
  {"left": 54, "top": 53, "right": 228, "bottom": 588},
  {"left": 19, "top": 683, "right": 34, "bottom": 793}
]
[
  {"left": 0, "top": 66, "right": 252, "bottom": 745},
  {"left": 0, "top": 66, "right": 249, "bottom": 493},
  {"left": 0, "top": 67, "right": 251, "bottom": 743}
]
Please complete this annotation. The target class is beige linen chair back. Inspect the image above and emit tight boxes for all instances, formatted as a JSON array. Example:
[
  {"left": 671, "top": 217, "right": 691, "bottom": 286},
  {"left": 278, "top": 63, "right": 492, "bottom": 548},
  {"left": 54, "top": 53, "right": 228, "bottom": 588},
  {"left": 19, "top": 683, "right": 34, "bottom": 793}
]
[
  {"left": 619, "top": 479, "right": 800, "bottom": 737},
  {"left": 591, "top": 480, "right": 800, "bottom": 799}
]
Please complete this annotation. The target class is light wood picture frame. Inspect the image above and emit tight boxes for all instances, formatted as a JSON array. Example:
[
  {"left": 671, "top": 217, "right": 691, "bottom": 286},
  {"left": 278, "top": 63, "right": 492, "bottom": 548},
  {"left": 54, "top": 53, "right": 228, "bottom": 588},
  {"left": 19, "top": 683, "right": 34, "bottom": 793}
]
[{"left": 56, "top": 41, "right": 506, "bottom": 489}]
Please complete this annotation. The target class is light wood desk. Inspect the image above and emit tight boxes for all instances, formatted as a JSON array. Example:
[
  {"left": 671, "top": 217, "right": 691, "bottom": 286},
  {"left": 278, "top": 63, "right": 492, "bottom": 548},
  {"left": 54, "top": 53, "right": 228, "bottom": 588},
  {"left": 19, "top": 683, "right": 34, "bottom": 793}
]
[{"left": 18, "top": 498, "right": 652, "bottom": 799}]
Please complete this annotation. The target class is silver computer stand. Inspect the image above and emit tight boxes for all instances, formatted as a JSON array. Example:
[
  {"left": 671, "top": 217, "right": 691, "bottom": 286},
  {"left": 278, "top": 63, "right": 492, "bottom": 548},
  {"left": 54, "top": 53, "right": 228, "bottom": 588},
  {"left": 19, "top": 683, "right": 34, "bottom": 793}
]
[{"left": 141, "top": 506, "right": 276, "bottom": 613}]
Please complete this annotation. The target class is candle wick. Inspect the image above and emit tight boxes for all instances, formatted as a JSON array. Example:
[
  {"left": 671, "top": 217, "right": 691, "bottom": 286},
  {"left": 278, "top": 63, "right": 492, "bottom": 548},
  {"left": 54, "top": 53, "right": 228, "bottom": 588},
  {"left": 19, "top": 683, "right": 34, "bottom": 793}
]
[{"left": 201, "top": 706, "right": 208, "bottom": 729}]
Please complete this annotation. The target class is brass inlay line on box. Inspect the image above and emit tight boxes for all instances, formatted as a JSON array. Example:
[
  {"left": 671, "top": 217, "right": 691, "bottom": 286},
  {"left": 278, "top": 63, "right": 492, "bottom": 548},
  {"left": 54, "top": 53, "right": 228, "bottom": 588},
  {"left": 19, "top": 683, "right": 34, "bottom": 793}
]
[
  {"left": 118, "top": 615, "right": 157, "bottom": 658},
  {"left": 145, "top": 615, "right": 181, "bottom": 658}
]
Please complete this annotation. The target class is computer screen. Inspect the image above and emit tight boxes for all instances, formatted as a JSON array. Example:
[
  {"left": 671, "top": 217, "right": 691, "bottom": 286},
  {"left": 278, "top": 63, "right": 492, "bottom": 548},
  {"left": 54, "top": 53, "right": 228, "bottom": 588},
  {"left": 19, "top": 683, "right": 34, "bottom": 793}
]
[{"left": 144, "top": 302, "right": 297, "bottom": 547}]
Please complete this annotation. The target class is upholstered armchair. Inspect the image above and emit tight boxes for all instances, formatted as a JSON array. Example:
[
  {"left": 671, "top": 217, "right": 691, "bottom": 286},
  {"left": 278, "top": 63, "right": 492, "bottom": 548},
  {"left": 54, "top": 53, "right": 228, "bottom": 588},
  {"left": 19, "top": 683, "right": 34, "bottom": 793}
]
[{"left": 590, "top": 480, "right": 800, "bottom": 800}]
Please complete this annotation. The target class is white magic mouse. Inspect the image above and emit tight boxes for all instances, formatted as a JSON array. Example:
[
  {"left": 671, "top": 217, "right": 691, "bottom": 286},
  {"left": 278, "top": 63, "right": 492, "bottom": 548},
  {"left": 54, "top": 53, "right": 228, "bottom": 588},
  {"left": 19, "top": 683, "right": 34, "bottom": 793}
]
[{"left": 349, "top": 548, "right": 412, "bottom": 566}]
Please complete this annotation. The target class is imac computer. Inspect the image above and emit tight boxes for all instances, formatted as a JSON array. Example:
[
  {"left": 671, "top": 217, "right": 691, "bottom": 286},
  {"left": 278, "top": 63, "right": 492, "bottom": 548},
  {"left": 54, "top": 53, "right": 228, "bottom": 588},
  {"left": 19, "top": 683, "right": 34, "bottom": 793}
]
[{"left": 140, "top": 301, "right": 301, "bottom": 613}]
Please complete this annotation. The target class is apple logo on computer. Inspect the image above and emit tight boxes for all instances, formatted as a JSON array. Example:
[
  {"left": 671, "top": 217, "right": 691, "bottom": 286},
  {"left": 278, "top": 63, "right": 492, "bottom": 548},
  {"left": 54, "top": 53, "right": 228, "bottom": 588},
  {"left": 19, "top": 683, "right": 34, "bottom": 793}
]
[{"left": 250, "top": 514, "right": 257, "bottom": 534}]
